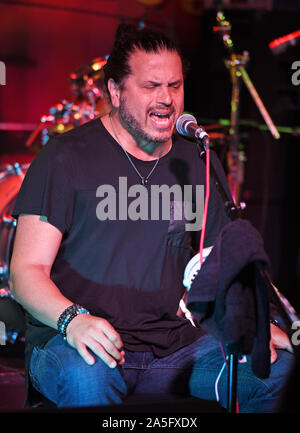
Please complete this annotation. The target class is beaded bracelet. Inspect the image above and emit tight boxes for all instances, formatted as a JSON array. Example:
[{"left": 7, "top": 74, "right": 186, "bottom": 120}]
[{"left": 57, "top": 304, "right": 90, "bottom": 339}]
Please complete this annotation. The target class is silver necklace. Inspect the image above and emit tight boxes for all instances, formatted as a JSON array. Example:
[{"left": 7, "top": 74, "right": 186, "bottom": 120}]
[{"left": 109, "top": 114, "right": 165, "bottom": 187}]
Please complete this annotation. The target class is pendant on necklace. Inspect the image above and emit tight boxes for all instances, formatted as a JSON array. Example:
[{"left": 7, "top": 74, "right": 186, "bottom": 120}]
[{"left": 141, "top": 178, "right": 148, "bottom": 187}]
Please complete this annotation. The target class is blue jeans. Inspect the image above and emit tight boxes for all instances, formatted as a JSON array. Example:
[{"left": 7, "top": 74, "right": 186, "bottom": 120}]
[{"left": 29, "top": 333, "right": 294, "bottom": 411}]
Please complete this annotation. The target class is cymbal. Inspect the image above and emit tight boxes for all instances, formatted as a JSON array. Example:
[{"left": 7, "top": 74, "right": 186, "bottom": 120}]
[{"left": 69, "top": 56, "right": 108, "bottom": 102}]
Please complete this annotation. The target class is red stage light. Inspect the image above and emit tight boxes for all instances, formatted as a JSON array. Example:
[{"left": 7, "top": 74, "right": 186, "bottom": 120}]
[{"left": 269, "top": 29, "right": 300, "bottom": 53}]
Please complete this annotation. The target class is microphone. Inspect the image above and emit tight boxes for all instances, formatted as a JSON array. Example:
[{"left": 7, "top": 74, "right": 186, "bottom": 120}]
[{"left": 176, "top": 114, "right": 210, "bottom": 149}]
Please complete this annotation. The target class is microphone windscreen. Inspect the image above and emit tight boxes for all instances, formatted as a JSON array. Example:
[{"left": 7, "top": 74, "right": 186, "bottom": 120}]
[{"left": 176, "top": 114, "right": 197, "bottom": 136}]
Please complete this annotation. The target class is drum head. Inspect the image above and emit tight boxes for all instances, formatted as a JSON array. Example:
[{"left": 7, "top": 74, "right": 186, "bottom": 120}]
[{"left": 0, "top": 163, "right": 28, "bottom": 342}]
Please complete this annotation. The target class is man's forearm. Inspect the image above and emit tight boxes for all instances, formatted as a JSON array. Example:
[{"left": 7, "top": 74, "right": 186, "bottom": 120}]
[{"left": 10, "top": 265, "right": 73, "bottom": 330}]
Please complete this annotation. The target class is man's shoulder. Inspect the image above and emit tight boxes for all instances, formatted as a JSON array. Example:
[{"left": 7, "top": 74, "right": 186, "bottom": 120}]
[
  {"left": 30, "top": 118, "right": 107, "bottom": 173},
  {"left": 39, "top": 118, "right": 107, "bottom": 159},
  {"left": 54, "top": 117, "right": 105, "bottom": 145}
]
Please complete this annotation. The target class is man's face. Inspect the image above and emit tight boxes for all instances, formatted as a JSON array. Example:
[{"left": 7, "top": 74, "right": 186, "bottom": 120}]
[{"left": 111, "top": 48, "right": 184, "bottom": 146}]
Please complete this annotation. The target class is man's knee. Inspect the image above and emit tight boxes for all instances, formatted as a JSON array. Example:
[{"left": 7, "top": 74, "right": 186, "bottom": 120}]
[
  {"left": 58, "top": 358, "right": 127, "bottom": 407},
  {"left": 189, "top": 349, "right": 295, "bottom": 413},
  {"left": 31, "top": 336, "right": 127, "bottom": 407}
]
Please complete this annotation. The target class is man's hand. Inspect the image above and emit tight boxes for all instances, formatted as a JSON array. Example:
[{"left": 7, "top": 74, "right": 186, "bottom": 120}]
[
  {"left": 66, "top": 313, "right": 125, "bottom": 368},
  {"left": 270, "top": 322, "right": 293, "bottom": 363}
]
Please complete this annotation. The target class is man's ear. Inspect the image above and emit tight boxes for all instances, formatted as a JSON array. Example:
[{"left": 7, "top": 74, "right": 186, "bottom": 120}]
[{"left": 107, "top": 78, "right": 121, "bottom": 108}]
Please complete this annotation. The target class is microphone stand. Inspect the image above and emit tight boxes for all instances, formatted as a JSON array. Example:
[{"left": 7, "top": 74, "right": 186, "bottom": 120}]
[
  {"left": 196, "top": 137, "right": 299, "bottom": 413},
  {"left": 207, "top": 16, "right": 295, "bottom": 411},
  {"left": 213, "top": 11, "right": 280, "bottom": 205}
]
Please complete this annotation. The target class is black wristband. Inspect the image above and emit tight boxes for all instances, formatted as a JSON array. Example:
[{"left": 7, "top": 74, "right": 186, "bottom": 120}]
[
  {"left": 57, "top": 304, "right": 90, "bottom": 339},
  {"left": 270, "top": 318, "right": 280, "bottom": 328}
]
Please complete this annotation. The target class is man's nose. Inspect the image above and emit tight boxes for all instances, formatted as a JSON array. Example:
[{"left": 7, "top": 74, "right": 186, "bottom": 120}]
[{"left": 156, "top": 86, "right": 172, "bottom": 106}]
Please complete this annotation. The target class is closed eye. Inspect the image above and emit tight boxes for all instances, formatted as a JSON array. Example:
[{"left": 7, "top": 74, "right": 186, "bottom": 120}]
[
  {"left": 169, "top": 81, "right": 182, "bottom": 89},
  {"left": 143, "top": 82, "right": 160, "bottom": 89},
  {"left": 142, "top": 80, "right": 182, "bottom": 89}
]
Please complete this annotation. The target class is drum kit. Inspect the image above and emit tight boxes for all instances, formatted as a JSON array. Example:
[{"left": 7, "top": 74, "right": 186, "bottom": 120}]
[{"left": 0, "top": 56, "right": 112, "bottom": 345}]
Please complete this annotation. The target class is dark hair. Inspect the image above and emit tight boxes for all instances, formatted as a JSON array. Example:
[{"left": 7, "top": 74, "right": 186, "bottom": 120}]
[{"left": 103, "top": 23, "right": 188, "bottom": 91}]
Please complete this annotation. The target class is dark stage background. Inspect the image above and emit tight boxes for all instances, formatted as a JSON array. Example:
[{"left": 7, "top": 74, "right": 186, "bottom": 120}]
[{"left": 1, "top": 0, "right": 300, "bottom": 313}]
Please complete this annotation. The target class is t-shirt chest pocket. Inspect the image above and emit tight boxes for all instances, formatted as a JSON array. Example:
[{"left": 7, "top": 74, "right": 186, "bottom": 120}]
[{"left": 166, "top": 200, "right": 192, "bottom": 249}]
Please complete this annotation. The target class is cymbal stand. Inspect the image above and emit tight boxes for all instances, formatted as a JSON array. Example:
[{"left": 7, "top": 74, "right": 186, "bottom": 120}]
[
  {"left": 200, "top": 12, "right": 296, "bottom": 412},
  {"left": 213, "top": 11, "right": 280, "bottom": 204}
]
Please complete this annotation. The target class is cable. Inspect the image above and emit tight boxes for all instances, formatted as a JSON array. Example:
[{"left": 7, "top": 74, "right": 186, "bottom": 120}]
[
  {"left": 219, "top": 342, "right": 240, "bottom": 413},
  {"left": 199, "top": 148, "right": 210, "bottom": 264},
  {"left": 197, "top": 146, "right": 240, "bottom": 412},
  {"left": 215, "top": 361, "right": 226, "bottom": 402}
]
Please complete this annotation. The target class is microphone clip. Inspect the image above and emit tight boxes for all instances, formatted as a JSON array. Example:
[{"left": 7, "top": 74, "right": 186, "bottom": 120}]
[{"left": 196, "top": 136, "right": 210, "bottom": 158}]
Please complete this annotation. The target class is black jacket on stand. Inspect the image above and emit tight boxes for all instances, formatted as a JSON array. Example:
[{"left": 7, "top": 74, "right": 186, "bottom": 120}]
[{"left": 187, "top": 219, "right": 271, "bottom": 378}]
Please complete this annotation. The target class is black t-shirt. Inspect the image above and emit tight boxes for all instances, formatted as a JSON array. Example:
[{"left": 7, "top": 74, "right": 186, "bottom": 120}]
[{"left": 13, "top": 118, "right": 230, "bottom": 359}]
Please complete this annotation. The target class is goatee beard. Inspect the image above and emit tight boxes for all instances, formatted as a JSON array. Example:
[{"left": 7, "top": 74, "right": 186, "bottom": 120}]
[{"left": 118, "top": 97, "right": 173, "bottom": 152}]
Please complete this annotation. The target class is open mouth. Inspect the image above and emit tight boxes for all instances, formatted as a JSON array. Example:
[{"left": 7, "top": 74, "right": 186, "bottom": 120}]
[{"left": 149, "top": 111, "right": 174, "bottom": 128}]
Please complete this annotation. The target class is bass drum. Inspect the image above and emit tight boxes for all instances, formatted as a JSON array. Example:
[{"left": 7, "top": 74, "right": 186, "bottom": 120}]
[{"left": 0, "top": 162, "right": 29, "bottom": 344}]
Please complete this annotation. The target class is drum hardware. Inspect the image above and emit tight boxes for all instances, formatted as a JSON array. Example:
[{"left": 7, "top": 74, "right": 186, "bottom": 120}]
[
  {"left": 187, "top": 127, "right": 300, "bottom": 414},
  {"left": 69, "top": 56, "right": 108, "bottom": 106},
  {"left": 0, "top": 216, "right": 16, "bottom": 291},
  {"left": 0, "top": 165, "right": 25, "bottom": 215},
  {"left": 213, "top": 10, "right": 280, "bottom": 204},
  {"left": 0, "top": 56, "right": 110, "bottom": 343},
  {"left": 69, "top": 55, "right": 111, "bottom": 122},
  {"left": 190, "top": 9, "right": 299, "bottom": 413},
  {"left": 12, "top": 162, "right": 23, "bottom": 176},
  {"left": 1, "top": 215, "right": 17, "bottom": 226},
  {"left": 0, "top": 323, "right": 20, "bottom": 346},
  {"left": 0, "top": 165, "right": 28, "bottom": 344},
  {"left": 269, "top": 29, "right": 300, "bottom": 55},
  {"left": 26, "top": 56, "right": 110, "bottom": 150},
  {"left": 196, "top": 118, "right": 300, "bottom": 137},
  {"left": 0, "top": 287, "right": 14, "bottom": 298},
  {"left": 0, "top": 163, "right": 24, "bottom": 180},
  {"left": 25, "top": 100, "right": 89, "bottom": 148}
]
